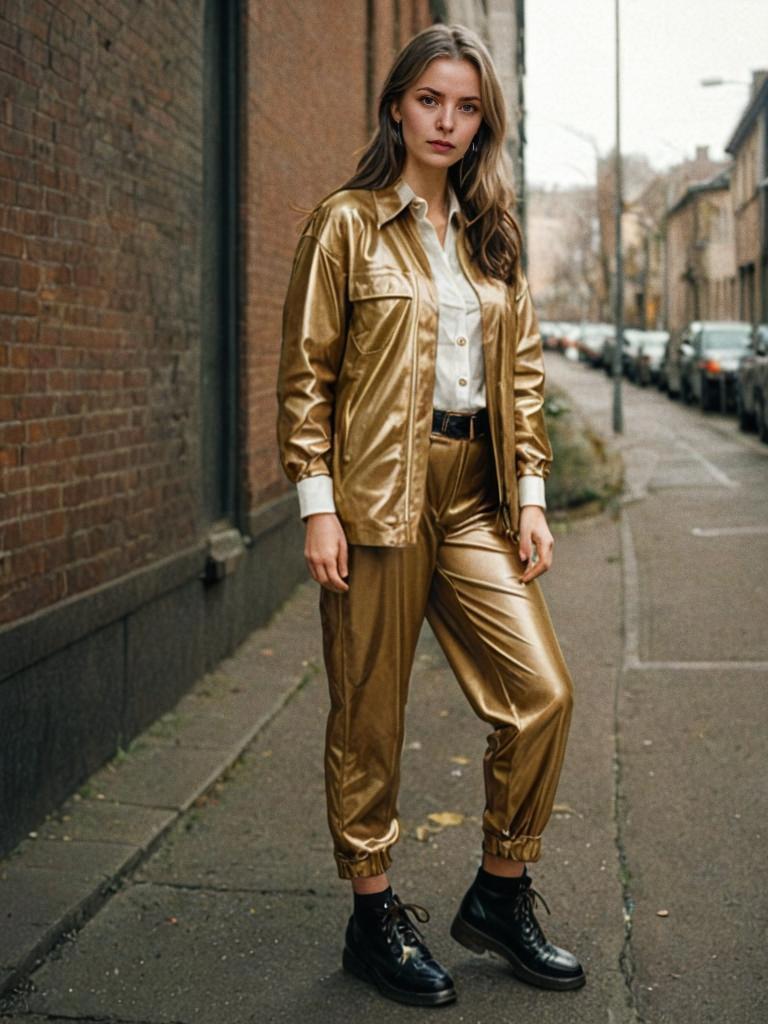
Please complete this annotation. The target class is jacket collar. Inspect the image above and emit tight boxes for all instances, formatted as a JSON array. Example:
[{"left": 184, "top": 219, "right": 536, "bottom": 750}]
[{"left": 374, "top": 174, "right": 463, "bottom": 228}]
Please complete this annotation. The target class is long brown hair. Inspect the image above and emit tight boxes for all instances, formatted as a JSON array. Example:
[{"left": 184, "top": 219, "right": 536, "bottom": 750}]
[{"left": 294, "top": 23, "right": 524, "bottom": 287}]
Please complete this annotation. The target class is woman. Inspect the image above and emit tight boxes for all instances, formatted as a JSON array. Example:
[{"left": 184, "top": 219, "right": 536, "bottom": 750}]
[{"left": 276, "top": 22, "right": 584, "bottom": 1008}]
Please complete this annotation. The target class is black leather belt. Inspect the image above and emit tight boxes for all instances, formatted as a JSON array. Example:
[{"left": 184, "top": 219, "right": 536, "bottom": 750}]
[{"left": 431, "top": 407, "right": 489, "bottom": 440}]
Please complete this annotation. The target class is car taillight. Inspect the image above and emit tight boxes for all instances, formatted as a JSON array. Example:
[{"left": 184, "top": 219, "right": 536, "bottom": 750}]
[{"left": 698, "top": 358, "right": 721, "bottom": 373}]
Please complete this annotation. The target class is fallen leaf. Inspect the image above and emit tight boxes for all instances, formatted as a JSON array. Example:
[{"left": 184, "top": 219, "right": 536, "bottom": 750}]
[
  {"left": 415, "top": 826, "right": 432, "bottom": 842},
  {"left": 656, "top": 909, "right": 669, "bottom": 917},
  {"left": 427, "top": 811, "right": 464, "bottom": 827},
  {"left": 552, "top": 803, "right": 576, "bottom": 814},
  {"left": 449, "top": 756, "right": 470, "bottom": 765},
  {"left": 439, "top": 710, "right": 449, "bottom": 718}
]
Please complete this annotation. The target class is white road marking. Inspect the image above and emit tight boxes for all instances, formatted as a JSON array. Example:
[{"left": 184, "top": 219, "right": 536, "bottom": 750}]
[
  {"left": 674, "top": 439, "right": 738, "bottom": 488},
  {"left": 691, "top": 525, "right": 768, "bottom": 537},
  {"left": 630, "top": 660, "right": 768, "bottom": 672}
]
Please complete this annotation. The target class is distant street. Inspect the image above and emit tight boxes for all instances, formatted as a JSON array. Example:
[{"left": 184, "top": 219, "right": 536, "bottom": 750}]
[{"left": 1, "top": 354, "right": 766, "bottom": 1024}]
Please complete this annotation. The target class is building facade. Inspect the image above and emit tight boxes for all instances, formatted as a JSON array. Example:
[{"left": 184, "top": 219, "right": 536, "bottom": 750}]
[
  {"left": 725, "top": 70, "right": 768, "bottom": 325},
  {"left": 664, "top": 170, "right": 737, "bottom": 335}
]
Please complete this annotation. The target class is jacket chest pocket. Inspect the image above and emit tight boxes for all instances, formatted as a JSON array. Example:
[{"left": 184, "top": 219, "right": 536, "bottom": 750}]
[{"left": 347, "top": 268, "right": 414, "bottom": 354}]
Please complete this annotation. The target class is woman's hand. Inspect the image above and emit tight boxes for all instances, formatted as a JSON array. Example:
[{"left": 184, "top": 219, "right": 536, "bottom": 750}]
[
  {"left": 518, "top": 506, "right": 554, "bottom": 584},
  {"left": 304, "top": 513, "right": 350, "bottom": 592}
]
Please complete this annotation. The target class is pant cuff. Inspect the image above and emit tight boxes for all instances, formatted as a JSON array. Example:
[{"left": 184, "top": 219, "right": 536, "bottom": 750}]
[
  {"left": 482, "top": 832, "right": 542, "bottom": 862},
  {"left": 334, "top": 847, "right": 393, "bottom": 880}
]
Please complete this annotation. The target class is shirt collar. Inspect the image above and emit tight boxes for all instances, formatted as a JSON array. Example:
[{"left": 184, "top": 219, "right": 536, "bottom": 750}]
[{"left": 374, "top": 174, "right": 462, "bottom": 228}]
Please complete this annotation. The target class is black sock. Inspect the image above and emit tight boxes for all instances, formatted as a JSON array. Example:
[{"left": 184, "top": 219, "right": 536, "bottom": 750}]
[
  {"left": 475, "top": 865, "right": 527, "bottom": 894},
  {"left": 353, "top": 885, "right": 393, "bottom": 921}
]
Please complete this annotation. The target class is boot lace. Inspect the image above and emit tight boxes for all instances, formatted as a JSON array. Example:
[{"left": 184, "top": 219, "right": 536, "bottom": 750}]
[
  {"left": 380, "top": 894, "right": 431, "bottom": 947},
  {"left": 513, "top": 877, "right": 551, "bottom": 944}
]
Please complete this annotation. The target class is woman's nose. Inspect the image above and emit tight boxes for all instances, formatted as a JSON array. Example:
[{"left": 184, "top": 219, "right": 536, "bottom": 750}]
[{"left": 436, "top": 109, "right": 454, "bottom": 131}]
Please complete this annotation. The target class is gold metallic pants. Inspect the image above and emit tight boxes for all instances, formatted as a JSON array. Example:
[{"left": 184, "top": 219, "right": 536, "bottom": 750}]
[{"left": 319, "top": 429, "right": 574, "bottom": 880}]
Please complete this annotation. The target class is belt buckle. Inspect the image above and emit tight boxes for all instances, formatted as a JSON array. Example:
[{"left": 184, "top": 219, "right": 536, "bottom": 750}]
[{"left": 468, "top": 413, "right": 476, "bottom": 441}]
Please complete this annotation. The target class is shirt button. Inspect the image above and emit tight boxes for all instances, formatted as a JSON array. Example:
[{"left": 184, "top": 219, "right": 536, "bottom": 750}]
[
  {"left": 458, "top": 377, "right": 467, "bottom": 386},
  {"left": 456, "top": 336, "right": 467, "bottom": 346}
]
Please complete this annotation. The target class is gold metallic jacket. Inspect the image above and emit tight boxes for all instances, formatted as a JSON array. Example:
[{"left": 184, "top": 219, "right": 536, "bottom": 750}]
[{"left": 276, "top": 176, "right": 553, "bottom": 547}]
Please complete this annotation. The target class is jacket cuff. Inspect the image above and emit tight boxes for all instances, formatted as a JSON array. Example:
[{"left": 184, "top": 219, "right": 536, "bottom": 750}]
[
  {"left": 518, "top": 474, "right": 546, "bottom": 509},
  {"left": 297, "top": 474, "right": 336, "bottom": 519}
]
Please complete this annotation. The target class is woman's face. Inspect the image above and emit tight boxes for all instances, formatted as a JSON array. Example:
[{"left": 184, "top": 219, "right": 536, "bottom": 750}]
[{"left": 391, "top": 57, "right": 484, "bottom": 171}]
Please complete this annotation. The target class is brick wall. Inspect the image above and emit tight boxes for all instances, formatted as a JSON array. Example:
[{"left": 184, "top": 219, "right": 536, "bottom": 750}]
[
  {"left": 0, "top": 0, "right": 435, "bottom": 627},
  {"left": 0, "top": 0, "right": 202, "bottom": 625}
]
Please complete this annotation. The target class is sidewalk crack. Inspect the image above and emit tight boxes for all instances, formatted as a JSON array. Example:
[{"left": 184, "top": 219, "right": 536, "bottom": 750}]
[{"left": 613, "top": 655, "right": 647, "bottom": 1023}]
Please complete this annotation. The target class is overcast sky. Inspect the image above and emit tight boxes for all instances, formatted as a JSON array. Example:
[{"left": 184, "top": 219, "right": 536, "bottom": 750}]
[{"left": 525, "top": 0, "right": 768, "bottom": 188}]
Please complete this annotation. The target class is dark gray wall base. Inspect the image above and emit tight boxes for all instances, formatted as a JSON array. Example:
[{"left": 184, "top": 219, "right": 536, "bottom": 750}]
[{"left": 0, "top": 493, "right": 306, "bottom": 858}]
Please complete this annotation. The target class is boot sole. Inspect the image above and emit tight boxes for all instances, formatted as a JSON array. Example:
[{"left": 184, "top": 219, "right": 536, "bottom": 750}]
[
  {"left": 450, "top": 912, "right": 586, "bottom": 991},
  {"left": 342, "top": 944, "right": 457, "bottom": 1007}
]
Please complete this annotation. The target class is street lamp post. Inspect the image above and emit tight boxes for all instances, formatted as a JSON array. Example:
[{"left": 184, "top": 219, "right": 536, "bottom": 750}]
[{"left": 611, "top": 0, "right": 624, "bottom": 434}]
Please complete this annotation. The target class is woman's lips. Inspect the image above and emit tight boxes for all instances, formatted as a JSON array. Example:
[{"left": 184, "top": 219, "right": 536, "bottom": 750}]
[{"left": 429, "top": 140, "right": 454, "bottom": 152}]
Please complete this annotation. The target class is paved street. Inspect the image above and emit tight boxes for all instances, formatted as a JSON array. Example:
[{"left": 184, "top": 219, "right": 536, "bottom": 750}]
[{"left": 2, "top": 353, "right": 767, "bottom": 1024}]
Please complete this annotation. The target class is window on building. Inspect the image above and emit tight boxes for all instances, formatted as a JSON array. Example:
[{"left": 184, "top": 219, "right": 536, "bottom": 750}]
[{"left": 201, "top": 0, "right": 241, "bottom": 527}]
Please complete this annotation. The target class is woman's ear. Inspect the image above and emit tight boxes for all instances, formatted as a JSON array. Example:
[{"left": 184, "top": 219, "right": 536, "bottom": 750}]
[{"left": 389, "top": 100, "right": 400, "bottom": 124}]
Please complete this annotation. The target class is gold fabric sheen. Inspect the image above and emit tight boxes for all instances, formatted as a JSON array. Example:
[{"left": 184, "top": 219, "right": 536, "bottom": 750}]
[
  {"left": 319, "top": 431, "right": 573, "bottom": 879},
  {"left": 276, "top": 174, "right": 553, "bottom": 546}
]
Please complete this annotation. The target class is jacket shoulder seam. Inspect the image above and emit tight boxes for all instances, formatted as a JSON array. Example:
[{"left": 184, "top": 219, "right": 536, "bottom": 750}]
[{"left": 297, "top": 230, "right": 345, "bottom": 271}]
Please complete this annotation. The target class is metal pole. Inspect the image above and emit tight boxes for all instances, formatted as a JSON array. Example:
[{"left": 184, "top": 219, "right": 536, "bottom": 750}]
[{"left": 611, "top": 0, "right": 624, "bottom": 433}]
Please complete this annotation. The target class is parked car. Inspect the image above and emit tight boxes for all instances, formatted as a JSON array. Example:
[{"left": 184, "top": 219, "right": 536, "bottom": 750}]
[
  {"left": 579, "top": 323, "right": 614, "bottom": 367},
  {"left": 551, "top": 322, "right": 572, "bottom": 352},
  {"left": 736, "top": 323, "right": 768, "bottom": 441},
  {"left": 601, "top": 329, "right": 621, "bottom": 375},
  {"left": 635, "top": 331, "right": 670, "bottom": 386},
  {"left": 602, "top": 326, "right": 642, "bottom": 377},
  {"left": 539, "top": 320, "right": 561, "bottom": 351},
  {"left": 657, "top": 337, "right": 671, "bottom": 391},
  {"left": 679, "top": 321, "right": 752, "bottom": 411},
  {"left": 622, "top": 329, "right": 647, "bottom": 381},
  {"left": 663, "top": 322, "right": 700, "bottom": 398},
  {"left": 559, "top": 322, "right": 582, "bottom": 361}
]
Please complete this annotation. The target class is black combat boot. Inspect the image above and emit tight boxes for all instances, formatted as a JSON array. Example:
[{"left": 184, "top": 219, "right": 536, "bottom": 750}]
[
  {"left": 450, "top": 868, "right": 585, "bottom": 990},
  {"left": 343, "top": 891, "right": 457, "bottom": 1006}
]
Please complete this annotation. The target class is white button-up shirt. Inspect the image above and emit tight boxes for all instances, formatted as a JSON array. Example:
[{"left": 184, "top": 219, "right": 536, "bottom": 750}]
[
  {"left": 404, "top": 179, "right": 488, "bottom": 415},
  {"left": 295, "top": 177, "right": 545, "bottom": 518}
]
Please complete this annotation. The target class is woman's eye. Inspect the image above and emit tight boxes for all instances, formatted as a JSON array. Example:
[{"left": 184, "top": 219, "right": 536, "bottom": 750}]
[
  {"left": 420, "top": 96, "right": 436, "bottom": 106},
  {"left": 462, "top": 104, "right": 478, "bottom": 114}
]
